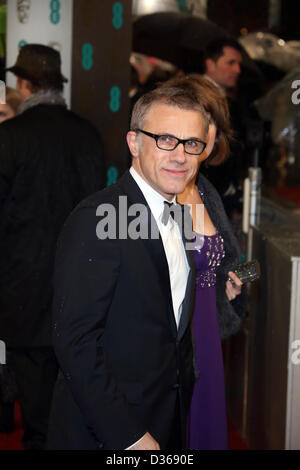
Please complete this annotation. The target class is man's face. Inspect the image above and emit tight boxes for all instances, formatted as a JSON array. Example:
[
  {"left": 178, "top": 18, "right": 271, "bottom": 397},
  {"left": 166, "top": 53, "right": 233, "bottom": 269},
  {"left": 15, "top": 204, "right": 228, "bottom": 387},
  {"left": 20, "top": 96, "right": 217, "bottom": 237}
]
[
  {"left": 0, "top": 104, "right": 15, "bottom": 123},
  {"left": 206, "top": 46, "right": 242, "bottom": 89},
  {"left": 127, "top": 103, "right": 207, "bottom": 201}
]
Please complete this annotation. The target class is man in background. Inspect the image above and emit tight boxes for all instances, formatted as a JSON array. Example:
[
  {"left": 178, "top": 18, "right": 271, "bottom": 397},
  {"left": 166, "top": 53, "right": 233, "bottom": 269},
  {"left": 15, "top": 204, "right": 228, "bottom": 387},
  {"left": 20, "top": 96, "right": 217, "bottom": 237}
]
[
  {"left": 204, "top": 37, "right": 243, "bottom": 93},
  {"left": 203, "top": 37, "right": 244, "bottom": 218},
  {"left": 0, "top": 86, "right": 21, "bottom": 435},
  {"left": 0, "top": 44, "right": 106, "bottom": 449}
]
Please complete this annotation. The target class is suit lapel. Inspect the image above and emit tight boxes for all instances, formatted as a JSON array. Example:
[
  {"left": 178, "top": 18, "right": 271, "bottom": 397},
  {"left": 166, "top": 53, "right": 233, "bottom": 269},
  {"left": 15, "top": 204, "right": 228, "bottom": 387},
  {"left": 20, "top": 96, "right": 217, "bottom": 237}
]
[
  {"left": 177, "top": 250, "right": 195, "bottom": 341},
  {"left": 177, "top": 209, "right": 196, "bottom": 341},
  {"left": 119, "top": 171, "right": 178, "bottom": 338},
  {"left": 142, "top": 217, "right": 178, "bottom": 339}
]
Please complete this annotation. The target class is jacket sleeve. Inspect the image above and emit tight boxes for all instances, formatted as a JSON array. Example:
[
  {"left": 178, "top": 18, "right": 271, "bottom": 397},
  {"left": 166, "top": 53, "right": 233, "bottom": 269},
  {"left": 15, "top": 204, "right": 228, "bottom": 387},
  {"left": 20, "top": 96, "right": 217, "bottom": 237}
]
[
  {"left": 0, "top": 126, "right": 15, "bottom": 211},
  {"left": 52, "top": 206, "right": 146, "bottom": 449},
  {"left": 85, "top": 125, "right": 107, "bottom": 191},
  {"left": 214, "top": 197, "right": 247, "bottom": 338}
]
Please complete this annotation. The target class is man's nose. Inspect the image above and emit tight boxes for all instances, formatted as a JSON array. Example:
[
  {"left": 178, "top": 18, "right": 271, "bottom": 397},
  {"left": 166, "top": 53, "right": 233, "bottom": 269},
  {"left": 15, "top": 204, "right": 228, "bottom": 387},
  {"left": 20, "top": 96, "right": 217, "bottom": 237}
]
[
  {"left": 234, "top": 63, "right": 241, "bottom": 74},
  {"left": 170, "top": 142, "right": 187, "bottom": 162}
]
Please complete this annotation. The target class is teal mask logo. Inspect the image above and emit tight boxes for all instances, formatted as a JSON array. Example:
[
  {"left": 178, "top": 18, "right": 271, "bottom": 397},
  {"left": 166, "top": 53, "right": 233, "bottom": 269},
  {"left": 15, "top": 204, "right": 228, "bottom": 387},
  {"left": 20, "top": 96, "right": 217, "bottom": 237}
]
[
  {"left": 175, "top": 0, "right": 188, "bottom": 13},
  {"left": 18, "top": 39, "right": 28, "bottom": 49},
  {"left": 50, "top": 0, "right": 61, "bottom": 25},
  {"left": 81, "top": 43, "right": 94, "bottom": 71},
  {"left": 109, "top": 86, "right": 121, "bottom": 112},
  {"left": 107, "top": 166, "right": 119, "bottom": 187},
  {"left": 112, "top": 2, "right": 123, "bottom": 30}
]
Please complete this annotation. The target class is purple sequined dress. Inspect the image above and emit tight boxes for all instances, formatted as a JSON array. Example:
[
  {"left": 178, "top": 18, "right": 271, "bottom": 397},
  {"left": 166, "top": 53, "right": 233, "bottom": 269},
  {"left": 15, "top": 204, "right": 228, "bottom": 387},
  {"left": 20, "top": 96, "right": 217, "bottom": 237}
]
[{"left": 186, "top": 232, "right": 228, "bottom": 450}]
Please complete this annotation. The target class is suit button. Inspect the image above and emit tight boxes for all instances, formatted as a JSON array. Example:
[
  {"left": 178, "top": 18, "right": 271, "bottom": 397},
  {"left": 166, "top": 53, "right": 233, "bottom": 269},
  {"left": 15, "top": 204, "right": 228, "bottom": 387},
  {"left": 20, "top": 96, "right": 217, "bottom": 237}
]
[
  {"left": 98, "top": 443, "right": 104, "bottom": 449},
  {"left": 173, "top": 383, "right": 180, "bottom": 390}
]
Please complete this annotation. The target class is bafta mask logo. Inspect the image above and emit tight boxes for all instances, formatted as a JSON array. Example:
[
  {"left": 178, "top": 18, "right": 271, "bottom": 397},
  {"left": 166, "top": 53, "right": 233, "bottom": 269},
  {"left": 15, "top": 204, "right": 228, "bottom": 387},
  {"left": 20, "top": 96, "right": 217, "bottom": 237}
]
[{"left": 17, "top": 0, "right": 31, "bottom": 24}]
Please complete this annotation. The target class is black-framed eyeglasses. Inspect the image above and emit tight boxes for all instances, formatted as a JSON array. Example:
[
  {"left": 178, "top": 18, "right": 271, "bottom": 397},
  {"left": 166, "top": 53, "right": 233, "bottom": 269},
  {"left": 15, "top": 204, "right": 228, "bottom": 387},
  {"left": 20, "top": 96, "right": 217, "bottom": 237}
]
[{"left": 136, "top": 129, "right": 207, "bottom": 156}]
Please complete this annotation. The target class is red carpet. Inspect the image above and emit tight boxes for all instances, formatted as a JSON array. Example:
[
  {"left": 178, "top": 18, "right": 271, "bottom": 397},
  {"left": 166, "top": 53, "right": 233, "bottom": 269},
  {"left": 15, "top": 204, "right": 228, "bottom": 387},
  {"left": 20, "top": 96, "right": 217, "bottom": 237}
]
[
  {"left": 228, "top": 418, "right": 248, "bottom": 450},
  {"left": 0, "top": 402, "right": 247, "bottom": 450},
  {"left": 0, "top": 402, "right": 24, "bottom": 450}
]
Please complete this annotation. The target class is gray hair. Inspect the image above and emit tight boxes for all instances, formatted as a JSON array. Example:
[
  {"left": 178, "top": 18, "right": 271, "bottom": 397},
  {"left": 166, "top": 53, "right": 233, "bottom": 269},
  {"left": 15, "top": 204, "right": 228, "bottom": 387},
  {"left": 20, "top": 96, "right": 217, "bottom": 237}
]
[{"left": 130, "top": 78, "right": 211, "bottom": 135}]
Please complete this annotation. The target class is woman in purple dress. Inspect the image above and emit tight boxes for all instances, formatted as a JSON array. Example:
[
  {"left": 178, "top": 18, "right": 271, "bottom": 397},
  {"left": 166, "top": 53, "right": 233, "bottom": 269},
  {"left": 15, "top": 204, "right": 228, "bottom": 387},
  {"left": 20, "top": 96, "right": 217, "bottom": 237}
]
[{"left": 177, "top": 76, "right": 245, "bottom": 450}]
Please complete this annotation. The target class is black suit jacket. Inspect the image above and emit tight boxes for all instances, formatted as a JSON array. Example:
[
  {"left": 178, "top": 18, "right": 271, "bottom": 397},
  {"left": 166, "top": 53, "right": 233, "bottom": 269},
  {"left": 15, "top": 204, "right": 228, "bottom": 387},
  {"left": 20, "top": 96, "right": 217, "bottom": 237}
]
[{"left": 47, "top": 171, "right": 196, "bottom": 450}]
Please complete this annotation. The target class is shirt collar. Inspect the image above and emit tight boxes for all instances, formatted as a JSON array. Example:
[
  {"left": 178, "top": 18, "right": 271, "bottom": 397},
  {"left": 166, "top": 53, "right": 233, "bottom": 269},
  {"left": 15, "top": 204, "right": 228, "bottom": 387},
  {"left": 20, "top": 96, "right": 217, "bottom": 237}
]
[{"left": 129, "top": 167, "right": 176, "bottom": 222}]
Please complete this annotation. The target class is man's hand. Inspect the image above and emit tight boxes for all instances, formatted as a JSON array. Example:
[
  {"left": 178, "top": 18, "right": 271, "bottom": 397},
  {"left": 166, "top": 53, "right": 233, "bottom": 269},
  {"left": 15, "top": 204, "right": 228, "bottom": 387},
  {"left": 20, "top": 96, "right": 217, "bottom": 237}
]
[
  {"left": 226, "top": 271, "right": 242, "bottom": 301},
  {"left": 130, "top": 432, "right": 160, "bottom": 450}
]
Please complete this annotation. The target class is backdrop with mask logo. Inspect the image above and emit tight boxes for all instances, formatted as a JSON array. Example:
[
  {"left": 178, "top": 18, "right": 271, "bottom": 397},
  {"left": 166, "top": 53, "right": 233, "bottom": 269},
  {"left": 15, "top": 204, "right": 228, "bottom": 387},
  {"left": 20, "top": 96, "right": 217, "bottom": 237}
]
[
  {"left": 5, "top": 0, "right": 132, "bottom": 181},
  {"left": 6, "top": 0, "right": 73, "bottom": 105}
]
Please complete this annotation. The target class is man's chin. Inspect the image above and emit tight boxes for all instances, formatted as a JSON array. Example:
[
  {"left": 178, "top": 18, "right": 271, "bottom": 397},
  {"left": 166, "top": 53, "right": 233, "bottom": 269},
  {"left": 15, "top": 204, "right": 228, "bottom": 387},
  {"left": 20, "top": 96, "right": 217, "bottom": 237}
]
[
  {"left": 163, "top": 183, "right": 188, "bottom": 197},
  {"left": 229, "top": 79, "right": 239, "bottom": 88}
]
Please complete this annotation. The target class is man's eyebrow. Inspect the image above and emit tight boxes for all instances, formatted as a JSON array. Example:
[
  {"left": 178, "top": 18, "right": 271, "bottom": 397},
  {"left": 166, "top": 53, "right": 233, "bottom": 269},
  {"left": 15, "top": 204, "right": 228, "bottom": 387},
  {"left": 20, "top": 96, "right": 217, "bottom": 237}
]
[{"left": 158, "top": 132, "right": 203, "bottom": 140}]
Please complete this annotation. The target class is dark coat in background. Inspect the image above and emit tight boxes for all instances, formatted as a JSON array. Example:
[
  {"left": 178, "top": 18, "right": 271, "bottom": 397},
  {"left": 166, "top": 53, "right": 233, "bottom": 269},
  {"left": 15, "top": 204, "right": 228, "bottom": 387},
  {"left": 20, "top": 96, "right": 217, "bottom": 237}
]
[
  {"left": 197, "top": 172, "right": 246, "bottom": 339},
  {"left": 0, "top": 103, "right": 106, "bottom": 348}
]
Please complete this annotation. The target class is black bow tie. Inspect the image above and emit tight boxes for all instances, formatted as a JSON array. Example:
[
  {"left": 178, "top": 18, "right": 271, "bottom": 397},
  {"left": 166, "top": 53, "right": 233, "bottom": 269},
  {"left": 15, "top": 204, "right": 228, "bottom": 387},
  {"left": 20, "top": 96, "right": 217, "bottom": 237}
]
[{"left": 162, "top": 201, "right": 183, "bottom": 226}]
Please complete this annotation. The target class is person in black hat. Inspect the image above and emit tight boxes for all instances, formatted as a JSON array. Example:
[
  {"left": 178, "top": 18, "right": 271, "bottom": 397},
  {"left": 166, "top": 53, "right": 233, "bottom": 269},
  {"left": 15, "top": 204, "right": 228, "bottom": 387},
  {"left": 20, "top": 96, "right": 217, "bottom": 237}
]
[
  {"left": 0, "top": 44, "right": 106, "bottom": 449},
  {"left": 5, "top": 43, "right": 68, "bottom": 102}
]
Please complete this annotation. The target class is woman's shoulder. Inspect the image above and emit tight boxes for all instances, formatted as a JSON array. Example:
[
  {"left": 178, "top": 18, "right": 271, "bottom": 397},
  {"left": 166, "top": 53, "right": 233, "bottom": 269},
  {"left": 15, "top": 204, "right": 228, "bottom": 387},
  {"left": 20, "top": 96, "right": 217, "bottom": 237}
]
[
  {"left": 197, "top": 172, "right": 240, "bottom": 256},
  {"left": 196, "top": 172, "right": 224, "bottom": 208}
]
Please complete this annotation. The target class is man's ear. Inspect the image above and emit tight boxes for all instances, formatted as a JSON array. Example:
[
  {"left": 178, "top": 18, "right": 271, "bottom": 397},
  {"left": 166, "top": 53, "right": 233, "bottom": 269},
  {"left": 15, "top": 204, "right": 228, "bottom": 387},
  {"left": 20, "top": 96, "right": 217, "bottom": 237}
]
[
  {"left": 16, "top": 76, "right": 22, "bottom": 90},
  {"left": 126, "top": 131, "right": 140, "bottom": 158},
  {"left": 205, "top": 58, "right": 215, "bottom": 76},
  {"left": 23, "top": 79, "right": 32, "bottom": 91},
  {"left": 16, "top": 77, "right": 32, "bottom": 99},
  {"left": 205, "top": 123, "right": 217, "bottom": 157}
]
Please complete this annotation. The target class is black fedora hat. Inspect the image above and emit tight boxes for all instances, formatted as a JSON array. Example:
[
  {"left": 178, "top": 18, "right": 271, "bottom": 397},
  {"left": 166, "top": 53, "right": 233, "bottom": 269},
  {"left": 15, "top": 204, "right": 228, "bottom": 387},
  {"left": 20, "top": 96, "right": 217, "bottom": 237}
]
[{"left": 6, "top": 44, "right": 68, "bottom": 85}]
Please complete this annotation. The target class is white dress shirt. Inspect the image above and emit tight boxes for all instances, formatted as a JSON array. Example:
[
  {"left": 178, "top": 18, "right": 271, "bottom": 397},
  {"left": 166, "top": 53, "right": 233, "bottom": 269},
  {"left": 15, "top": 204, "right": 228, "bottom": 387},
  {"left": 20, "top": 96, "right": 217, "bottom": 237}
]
[
  {"left": 130, "top": 167, "right": 190, "bottom": 327},
  {"left": 124, "top": 167, "right": 190, "bottom": 449}
]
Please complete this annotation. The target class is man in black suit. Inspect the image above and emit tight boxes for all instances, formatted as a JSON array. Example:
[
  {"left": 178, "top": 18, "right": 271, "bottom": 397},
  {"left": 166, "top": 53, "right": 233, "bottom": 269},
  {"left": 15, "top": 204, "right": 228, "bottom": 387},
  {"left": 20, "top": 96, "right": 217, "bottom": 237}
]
[
  {"left": 203, "top": 38, "right": 245, "bottom": 218},
  {"left": 47, "top": 78, "right": 212, "bottom": 450}
]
